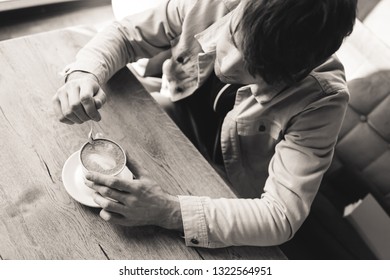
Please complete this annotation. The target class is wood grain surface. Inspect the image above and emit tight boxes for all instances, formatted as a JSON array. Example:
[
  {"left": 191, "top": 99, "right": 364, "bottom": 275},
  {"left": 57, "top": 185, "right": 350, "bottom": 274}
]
[{"left": 0, "top": 27, "right": 286, "bottom": 260}]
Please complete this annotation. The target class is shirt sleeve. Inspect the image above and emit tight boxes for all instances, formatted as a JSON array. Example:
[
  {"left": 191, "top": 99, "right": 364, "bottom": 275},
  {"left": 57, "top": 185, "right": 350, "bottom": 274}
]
[
  {"left": 177, "top": 196, "right": 210, "bottom": 247},
  {"left": 63, "top": 0, "right": 189, "bottom": 84},
  {"left": 178, "top": 195, "right": 293, "bottom": 248},
  {"left": 179, "top": 90, "right": 349, "bottom": 248}
]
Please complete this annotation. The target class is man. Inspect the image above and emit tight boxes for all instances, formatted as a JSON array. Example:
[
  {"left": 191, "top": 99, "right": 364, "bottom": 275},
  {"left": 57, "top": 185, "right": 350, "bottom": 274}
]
[{"left": 53, "top": 0, "right": 357, "bottom": 248}]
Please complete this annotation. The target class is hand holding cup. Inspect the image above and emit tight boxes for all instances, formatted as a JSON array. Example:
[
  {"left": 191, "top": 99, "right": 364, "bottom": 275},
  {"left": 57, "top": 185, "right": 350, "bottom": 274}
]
[{"left": 83, "top": 152, "right": 183, "bottom": 231}]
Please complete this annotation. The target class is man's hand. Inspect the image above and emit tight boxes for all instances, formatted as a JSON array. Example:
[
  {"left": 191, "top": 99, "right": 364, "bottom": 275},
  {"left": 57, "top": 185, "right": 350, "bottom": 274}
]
[
  {"left": 84, "top": 156, "right": 183, "bottom": 232},
  {"left": 53, "top": 71, "right": 107, "bottom": 124}
]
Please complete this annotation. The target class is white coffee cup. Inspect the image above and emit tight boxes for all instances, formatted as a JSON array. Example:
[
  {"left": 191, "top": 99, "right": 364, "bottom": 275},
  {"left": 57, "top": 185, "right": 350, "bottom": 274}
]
[{"left": 79, "top": 138, "right": 133, "bottom": 180}]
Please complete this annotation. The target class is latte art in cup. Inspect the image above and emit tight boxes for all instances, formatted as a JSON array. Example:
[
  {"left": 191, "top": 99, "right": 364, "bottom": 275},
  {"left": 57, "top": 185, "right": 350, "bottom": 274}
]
[{"left": 80, "top": 139, "right": 126, "bottom": 175}]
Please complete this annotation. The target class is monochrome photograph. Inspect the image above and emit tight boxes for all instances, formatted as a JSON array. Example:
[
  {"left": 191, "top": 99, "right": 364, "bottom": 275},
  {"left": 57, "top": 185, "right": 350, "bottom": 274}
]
[{"left": 0, "top": 0, "right": 389, "bottom": 267}]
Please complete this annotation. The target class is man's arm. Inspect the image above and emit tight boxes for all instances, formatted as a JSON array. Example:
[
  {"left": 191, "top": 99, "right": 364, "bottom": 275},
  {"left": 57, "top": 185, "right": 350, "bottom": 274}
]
[
  {"left": 53, "top": 0, "right": 188, "bottom": 124},
  {"left": 64, "top": 0, "right": 186, "bottom": 85},
  {"left": 179, "top": 90, "right": 349, "bottom": 248}
]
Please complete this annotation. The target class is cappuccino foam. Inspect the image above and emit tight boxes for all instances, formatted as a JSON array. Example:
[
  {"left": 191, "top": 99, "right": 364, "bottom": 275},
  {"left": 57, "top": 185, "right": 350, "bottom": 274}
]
[{"left": 81, "top": 139, "right": 125, "bottom": 175}]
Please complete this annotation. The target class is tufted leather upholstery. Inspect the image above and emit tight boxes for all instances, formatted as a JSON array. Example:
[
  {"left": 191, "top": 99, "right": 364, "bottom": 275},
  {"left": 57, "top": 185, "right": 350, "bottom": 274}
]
[
  {"left": 329, "top": 20, "right": 390, "bottom": 216},
  {"left": 331, "top": 71, "right": 390, "bottom": 216}
]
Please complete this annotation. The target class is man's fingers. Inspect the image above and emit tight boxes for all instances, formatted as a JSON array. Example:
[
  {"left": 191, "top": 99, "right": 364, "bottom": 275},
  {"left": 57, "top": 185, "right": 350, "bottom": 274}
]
[
  {"left": 85, "top": 180, "right": 127, "bottom": 203},
  {"left": 94, "top": 87, "right": 107, "bottom": 110},
  {"left": 99, "top": 209, "right": 124, "bottom": 223},
  {"left": 79, "top": 82, "right": 101, "bottom": 121},
  {"left": 85, "top": 171, "right": 144, "bottom": 194},
  {"left": 52, "top": 96, "right": 74, "bottom": 124},
  {"left": 67, "top": 86, "right": 90, "bottom": 122},
  {"left": 85, "top": 172, "right": 128, "bottom": 192},
  {"left": 58, "top": 90, "right": 83, "bottom": 124},
  {"left": 53, "top": 75, "right": 105, "bottom": 125},
  {"left": 92, "top": 192, "right": 126, "bottom": 213}
]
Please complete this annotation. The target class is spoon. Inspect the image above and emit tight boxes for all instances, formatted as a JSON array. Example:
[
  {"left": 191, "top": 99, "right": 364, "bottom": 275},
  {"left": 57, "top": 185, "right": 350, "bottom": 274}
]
[{"left": 88, "top": 124, "right": 94, "bottom": 144}]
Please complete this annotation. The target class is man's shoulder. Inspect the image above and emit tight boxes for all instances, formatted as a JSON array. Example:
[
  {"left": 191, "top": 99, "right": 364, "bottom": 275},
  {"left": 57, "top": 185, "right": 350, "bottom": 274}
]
[{"left": 308, "top": 55, "right": 349, "bottom": 96}]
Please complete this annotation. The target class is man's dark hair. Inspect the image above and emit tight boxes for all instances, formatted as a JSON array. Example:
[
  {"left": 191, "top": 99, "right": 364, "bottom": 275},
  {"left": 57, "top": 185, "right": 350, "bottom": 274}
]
[{"left": 238, "top": 0, "right": 357, "bottom": 85}]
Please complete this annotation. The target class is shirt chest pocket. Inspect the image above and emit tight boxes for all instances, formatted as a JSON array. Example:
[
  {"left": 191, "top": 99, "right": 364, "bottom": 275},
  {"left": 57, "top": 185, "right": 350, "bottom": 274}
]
[{"left": 237, "top": 118, "right": 283, "bottom": 170}]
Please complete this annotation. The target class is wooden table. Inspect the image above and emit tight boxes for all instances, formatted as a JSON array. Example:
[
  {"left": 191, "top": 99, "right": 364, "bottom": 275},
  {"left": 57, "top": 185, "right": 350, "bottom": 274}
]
[{"left": 0, "top": 27, "right": 286, "bottom": 260}]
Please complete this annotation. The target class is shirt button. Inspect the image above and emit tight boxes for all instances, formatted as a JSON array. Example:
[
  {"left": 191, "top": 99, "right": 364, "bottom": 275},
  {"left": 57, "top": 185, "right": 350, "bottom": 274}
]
[
  {"left": 190, "top": 238, "right": 199, "bottom": 245},
  {"left": 259, "top": 125, "right": 266, "bottom": 132},
  {"left": 175, "top": 86, "right": 184, "bottom": 93},
  {"left": 176, "top": 56, "right": 184, "bottom": 63},
  {"left": 360, "top": 115, "right": 367, "bottom": 122}
]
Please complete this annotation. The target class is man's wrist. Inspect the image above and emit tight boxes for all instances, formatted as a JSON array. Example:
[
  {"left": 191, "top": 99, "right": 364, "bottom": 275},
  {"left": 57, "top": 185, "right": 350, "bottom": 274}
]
[
  {"left": 160, "top": 195, "right": 184, "bottom": 232},
  {"left": 66, "top": 71, "right": 99, "bottom": 83}
]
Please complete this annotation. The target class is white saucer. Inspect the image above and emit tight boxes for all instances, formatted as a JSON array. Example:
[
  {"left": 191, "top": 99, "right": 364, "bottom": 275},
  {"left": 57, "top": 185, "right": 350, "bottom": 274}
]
[
  {"left": 62, "top": 151, "right": 100, "bottom": 207},
  {"left": 62, "top": 151, "right": 134, "bottom": 208}
]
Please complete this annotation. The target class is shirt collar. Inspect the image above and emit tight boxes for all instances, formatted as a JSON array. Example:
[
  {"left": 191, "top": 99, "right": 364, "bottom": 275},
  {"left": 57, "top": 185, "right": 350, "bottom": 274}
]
[
  {"left": 194, "top": 12, "right": 231, "bottom": 53},
  {"left": 249, "top": 81, "right": 287, "bottom": 104}
]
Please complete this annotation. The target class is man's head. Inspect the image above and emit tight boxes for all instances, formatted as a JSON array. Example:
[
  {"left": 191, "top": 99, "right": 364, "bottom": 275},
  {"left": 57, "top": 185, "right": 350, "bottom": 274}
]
[{"left": 215, "top": 0, "right": 357, "bottom": 85}]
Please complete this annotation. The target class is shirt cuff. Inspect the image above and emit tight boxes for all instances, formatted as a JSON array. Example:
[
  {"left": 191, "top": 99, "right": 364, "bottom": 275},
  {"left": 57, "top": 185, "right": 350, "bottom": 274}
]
[{"left": 178, "top": 195, "right": 209, "bottom": 248}]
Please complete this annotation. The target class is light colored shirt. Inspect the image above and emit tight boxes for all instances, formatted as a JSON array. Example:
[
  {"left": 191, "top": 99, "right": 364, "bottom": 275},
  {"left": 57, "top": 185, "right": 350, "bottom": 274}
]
[{"left": 63, "top": 0, "right": 349, "bottom": 248}]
